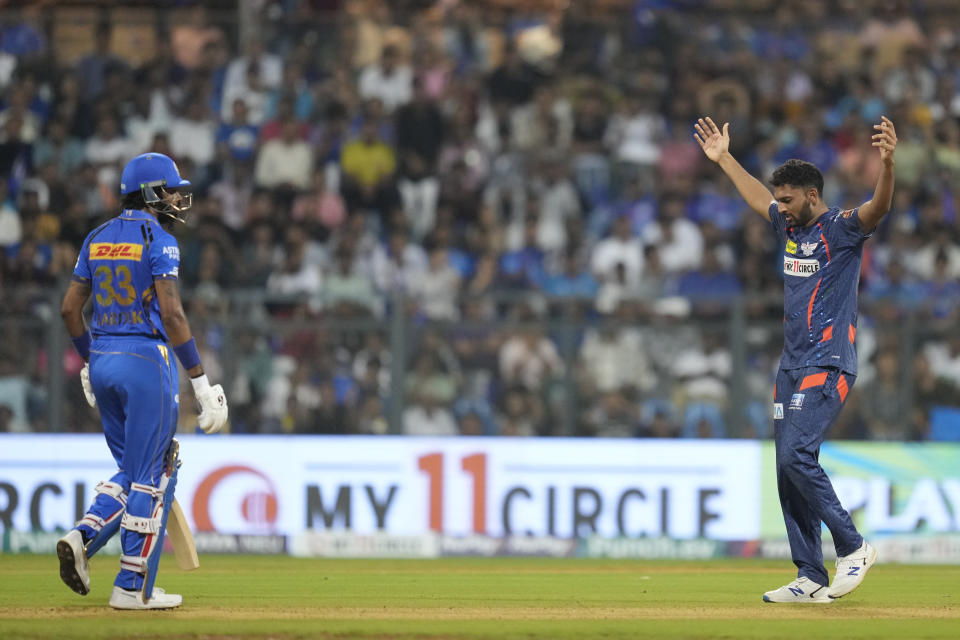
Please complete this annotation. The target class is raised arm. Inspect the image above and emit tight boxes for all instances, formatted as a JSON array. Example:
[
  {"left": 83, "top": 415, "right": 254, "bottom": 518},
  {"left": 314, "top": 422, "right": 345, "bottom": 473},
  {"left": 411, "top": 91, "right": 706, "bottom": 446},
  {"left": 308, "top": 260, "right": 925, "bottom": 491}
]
[
  {"left": 695, "top": 117, "right": 773, "bottom": 221},
  {"left": 857, "top": 116, "right": 897, "bottom": 231}
]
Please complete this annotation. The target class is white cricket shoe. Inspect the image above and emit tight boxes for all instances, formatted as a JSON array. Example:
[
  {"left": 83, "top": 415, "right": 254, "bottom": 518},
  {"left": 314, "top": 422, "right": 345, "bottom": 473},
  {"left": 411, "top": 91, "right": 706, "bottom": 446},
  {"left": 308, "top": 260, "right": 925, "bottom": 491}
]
[
  {"left": 57, "top": 529, "right": 90, "bottom": 596},
  {"left": 109, "top": 586, "right": 183, "bottom": 610},
  {"left": 828, "top": 541, "right": 878, "bottom": 599},
  {"left": 762, "top": 577, "right": 832, "bottom": 603}
]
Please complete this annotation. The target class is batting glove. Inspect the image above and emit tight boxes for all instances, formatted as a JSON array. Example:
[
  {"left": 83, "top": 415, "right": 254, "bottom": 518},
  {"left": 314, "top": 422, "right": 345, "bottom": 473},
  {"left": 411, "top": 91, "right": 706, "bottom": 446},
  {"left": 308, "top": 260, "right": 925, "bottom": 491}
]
[
  {"left": 191, "top": 374, "right": 228, "bottom": 434},
  {"left": 80, "top": 362, "right": 97, "bottom": 408}
]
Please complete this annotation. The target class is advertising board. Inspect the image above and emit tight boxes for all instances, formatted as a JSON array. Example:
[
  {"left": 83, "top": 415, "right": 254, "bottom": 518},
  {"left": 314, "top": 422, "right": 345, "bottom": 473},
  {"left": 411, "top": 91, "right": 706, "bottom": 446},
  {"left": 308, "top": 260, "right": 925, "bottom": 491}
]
[{"left": 0, "top": 435, "right": 760, "bottom": 541}]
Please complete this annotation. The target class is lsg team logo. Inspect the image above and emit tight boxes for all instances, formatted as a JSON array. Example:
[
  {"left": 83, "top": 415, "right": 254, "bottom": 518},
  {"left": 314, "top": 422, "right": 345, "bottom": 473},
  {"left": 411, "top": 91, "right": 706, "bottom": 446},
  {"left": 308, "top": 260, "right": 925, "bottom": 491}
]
[{"left": 192, "top": 465, "right": 279, "bottom": 533}]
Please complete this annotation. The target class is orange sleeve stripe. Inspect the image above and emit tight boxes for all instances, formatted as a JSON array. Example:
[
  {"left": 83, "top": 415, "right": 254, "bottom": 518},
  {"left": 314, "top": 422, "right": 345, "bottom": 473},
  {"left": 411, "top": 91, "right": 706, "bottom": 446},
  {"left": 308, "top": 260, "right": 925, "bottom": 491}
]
[
  {"left": 819, "top": 228, "right": 831, "bottom": 262},
  {"left": 836, "top": 375, "right": 849, "bottom": 403},
  {"left": 807, "top": 278, "right": 822, "bottom": 332},
  {"left": 799, "top": 372, "right": 829, "bottom": 390},
  {"left": 819, "top": 325, "right": 833, "bottom": 343},
  {"left": 848, "top": 324, "right": 856, "bottom": 343}
]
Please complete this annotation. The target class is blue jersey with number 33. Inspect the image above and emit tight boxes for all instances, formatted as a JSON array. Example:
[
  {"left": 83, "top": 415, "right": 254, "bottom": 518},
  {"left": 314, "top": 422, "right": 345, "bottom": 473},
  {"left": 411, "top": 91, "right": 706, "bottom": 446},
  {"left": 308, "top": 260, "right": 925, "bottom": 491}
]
[{"left": 72, "top": 209, "right": 180, "bottom": 343}]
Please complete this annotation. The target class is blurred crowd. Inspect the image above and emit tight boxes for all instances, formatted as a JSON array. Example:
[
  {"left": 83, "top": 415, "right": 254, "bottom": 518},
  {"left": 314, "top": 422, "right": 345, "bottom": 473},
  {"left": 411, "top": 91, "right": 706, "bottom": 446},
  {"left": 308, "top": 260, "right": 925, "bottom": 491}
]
[{"left": 1, "top": 0, "right": 959, "bottom": 440}]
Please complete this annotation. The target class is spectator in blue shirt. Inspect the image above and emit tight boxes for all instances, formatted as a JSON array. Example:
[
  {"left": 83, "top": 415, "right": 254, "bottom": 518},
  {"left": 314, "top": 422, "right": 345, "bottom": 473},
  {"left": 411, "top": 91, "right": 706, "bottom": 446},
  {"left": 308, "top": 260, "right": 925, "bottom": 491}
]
[
  {"left": 672, "top": 246, "right": 742, "bottom": 317},
  {"left": 544, "top": 249, "right": 598, "bottom": 299},
  {"left": 498, "top": 215, "right": 546, "bottom": 290},
  {"left": 216, "top": 97, "right": 260, "bottom": 164}
]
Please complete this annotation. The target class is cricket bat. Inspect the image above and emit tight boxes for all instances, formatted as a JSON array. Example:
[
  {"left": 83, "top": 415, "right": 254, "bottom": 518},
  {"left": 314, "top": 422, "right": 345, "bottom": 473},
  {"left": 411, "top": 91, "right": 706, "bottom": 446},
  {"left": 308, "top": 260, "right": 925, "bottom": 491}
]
[{"left": 167, "top": 498, "right": 200, "bottom": 571}]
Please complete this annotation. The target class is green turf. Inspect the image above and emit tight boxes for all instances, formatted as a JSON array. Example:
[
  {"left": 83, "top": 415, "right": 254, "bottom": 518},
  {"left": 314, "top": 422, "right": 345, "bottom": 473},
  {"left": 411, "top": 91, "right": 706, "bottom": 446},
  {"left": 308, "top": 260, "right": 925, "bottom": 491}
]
[{"left": 0, "top": 555, "right": 957, "bottom": 639}]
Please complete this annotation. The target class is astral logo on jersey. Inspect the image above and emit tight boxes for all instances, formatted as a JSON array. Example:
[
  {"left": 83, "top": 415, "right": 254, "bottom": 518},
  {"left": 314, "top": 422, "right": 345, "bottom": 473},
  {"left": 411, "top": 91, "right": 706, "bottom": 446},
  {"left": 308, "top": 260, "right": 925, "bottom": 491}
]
[
  {"left": 783, "top": 256, "right": 820, "bottom": 277},
  {"left": 90, "top": 242, "right": 144, "bottom": 261}
]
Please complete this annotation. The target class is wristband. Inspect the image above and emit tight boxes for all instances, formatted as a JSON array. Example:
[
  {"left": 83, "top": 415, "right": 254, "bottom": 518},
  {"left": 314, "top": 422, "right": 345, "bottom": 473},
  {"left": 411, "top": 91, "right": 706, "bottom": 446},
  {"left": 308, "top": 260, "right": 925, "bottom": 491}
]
[
  {"left": 173, "top": 337, "right": 202, "bottom": 370},
  {"left": 190, "top": 373, "right": 211, "bottom": 394},
  {"left": 71, "top": 332, "right": 92, "bottom": 360}
]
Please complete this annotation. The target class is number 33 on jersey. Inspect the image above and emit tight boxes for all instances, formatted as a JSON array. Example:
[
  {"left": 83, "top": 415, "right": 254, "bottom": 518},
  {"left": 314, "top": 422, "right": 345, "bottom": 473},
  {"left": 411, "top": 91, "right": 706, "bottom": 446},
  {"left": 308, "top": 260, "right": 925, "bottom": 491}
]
[{"left": 72, "top": 210, "right": 181, "bottom": 342}]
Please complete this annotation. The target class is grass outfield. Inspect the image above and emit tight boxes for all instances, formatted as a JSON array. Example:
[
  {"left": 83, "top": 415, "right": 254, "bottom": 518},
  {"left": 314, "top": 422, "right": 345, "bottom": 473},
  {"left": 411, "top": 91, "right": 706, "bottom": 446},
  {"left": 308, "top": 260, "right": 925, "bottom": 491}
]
[{"left": 0, "top": 555, "right": 957, "bottom": 639}]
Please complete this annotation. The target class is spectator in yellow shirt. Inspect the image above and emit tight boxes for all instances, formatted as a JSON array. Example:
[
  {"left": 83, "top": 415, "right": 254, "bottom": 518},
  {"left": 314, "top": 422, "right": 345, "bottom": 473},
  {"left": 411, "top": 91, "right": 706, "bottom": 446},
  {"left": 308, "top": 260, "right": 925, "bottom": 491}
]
[{"left": 341, "top": 110, "right": 401, "bottom": 220}]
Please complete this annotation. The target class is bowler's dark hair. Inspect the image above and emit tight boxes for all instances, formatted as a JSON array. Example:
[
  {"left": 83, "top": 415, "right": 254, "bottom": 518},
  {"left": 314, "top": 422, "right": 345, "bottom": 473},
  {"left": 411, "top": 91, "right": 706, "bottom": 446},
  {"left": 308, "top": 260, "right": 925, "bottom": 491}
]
[{"left": 770, "top": 159, "right": 824, "bottom": 195}]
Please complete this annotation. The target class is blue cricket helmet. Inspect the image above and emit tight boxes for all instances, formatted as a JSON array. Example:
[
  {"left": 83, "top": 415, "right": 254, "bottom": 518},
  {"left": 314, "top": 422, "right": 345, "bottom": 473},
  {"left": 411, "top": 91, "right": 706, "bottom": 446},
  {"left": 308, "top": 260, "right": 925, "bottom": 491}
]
[
  {"left": 120, "top": 152, "right": 191, "bottom": 194},
  {"left": 120, "top": 152, "right": 193, "bottom": 222}
]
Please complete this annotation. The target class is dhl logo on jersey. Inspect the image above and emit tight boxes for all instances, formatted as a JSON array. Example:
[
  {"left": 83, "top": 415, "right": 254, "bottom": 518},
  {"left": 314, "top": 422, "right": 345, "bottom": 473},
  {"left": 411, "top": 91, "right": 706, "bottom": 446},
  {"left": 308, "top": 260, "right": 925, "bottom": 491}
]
[{"left": 90, "top": 243, "right": 144, "bottom": 261}]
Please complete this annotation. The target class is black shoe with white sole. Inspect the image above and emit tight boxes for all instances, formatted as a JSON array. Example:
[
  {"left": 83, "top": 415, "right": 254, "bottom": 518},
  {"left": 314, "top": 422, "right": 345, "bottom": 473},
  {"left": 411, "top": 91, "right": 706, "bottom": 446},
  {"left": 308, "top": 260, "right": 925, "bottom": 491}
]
[{"left": 57, "top": 529, "right": 90, "bottom": 596}]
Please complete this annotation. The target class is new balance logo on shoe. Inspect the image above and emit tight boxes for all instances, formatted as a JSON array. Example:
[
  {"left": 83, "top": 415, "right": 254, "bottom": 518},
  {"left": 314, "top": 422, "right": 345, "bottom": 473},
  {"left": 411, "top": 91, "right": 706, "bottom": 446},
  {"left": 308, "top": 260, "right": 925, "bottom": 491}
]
[
  {"left": 828, "top": 541, "right": 878, "bottom": 599},
  {"left": 763, "top": 577, "right": 832, "bottom": 603}
]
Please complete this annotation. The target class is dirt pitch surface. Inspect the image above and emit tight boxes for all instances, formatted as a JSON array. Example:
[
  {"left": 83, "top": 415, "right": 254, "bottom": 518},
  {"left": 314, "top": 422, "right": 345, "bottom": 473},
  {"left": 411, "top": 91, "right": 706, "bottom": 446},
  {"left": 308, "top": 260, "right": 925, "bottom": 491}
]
[{"left": 1, "top": 555, "right": 957, "bottom": 639}]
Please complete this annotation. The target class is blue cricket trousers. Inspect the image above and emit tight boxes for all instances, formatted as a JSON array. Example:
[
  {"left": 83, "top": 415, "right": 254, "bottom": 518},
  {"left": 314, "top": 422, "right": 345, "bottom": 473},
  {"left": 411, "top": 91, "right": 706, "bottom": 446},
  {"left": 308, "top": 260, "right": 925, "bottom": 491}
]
[
  {"left": 89, "top": 336, "right": 178, "bottom": 589},
  {"left": 774, "top": 366, "right": 863, "bottom": 586}
]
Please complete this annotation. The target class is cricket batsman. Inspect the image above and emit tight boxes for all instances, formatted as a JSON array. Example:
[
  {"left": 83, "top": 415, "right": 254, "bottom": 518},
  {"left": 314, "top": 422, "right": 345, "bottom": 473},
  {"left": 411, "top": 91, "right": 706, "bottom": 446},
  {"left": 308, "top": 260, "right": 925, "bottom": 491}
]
[
  {"left": 695, "top": 115, "right": 897, "bottom": 602},
  {"left": 58, "top": 152, "right": 229, "bottom": 609}
]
